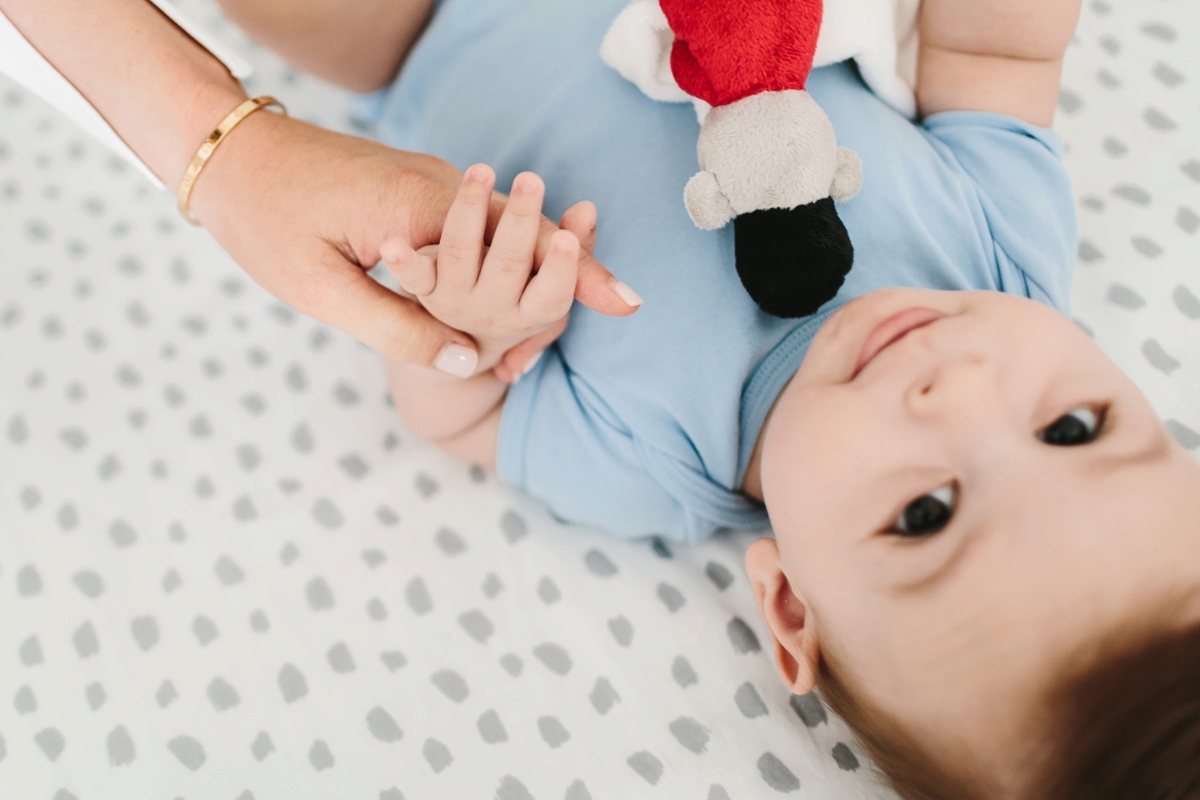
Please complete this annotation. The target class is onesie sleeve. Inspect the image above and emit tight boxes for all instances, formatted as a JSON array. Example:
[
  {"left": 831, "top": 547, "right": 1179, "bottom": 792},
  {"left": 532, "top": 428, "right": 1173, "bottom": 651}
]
[
  {"left": 496, "top": 345, "right": 691, "bottom": 540},
  {"left": 921, "top": 112, "right": 1078, "bottom": 313}
]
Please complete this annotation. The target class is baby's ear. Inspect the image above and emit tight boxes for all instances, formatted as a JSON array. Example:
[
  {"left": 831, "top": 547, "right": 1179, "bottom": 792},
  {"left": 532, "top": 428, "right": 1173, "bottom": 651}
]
[{"left": 745, "top": 538, "right": 822, "bottom": 694}]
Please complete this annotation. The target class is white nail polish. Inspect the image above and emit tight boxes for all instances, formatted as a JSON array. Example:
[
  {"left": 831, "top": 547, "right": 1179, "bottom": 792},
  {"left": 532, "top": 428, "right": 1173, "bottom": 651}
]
[
  {"left": 611, "top": 279, "right": 644, "bottom": 308},
  {"left": 521, "top": 350, "right": 545, "bottom": 375},
  {"left": 434, "top": 344, "right": 478, "bottom": 378}
]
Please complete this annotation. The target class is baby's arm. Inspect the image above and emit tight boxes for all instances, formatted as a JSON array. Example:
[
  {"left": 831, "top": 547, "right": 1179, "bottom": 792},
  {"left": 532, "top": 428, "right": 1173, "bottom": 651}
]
[
  {"left": 917, "top": 0, "right": 1083, "bottom": 126},
  {"left": 383, "top": 166, "right": 588, "bottom": 467}
]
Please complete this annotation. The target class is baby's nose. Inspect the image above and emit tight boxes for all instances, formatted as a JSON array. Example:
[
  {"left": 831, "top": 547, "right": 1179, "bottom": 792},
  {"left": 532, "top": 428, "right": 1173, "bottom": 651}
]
[{"left": 905, "top": 354, "right": 1005, "bottom": 421}]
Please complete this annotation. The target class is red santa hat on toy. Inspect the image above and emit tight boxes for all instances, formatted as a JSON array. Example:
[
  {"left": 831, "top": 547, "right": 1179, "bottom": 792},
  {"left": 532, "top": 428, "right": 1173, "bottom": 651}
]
[{"left": 602, "top": 0, "right": 866, "bottom": 318}]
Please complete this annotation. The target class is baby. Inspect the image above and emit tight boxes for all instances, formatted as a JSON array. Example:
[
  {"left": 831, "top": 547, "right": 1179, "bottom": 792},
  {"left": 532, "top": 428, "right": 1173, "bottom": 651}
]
[{"left": 351, "top": 0, "right": 1200, "bottom": 796}]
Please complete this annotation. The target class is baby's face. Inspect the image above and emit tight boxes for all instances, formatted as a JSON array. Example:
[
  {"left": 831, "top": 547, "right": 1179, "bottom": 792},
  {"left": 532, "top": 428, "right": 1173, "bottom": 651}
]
[{"left": 757, "top": 288, "right": 1200, "bottom": 786}]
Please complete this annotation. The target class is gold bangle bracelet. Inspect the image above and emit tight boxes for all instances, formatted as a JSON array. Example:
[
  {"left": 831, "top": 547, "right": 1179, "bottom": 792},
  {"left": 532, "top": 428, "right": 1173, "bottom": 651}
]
[{"left": 176, "top": 95, "right": 286, "bottom": 226}]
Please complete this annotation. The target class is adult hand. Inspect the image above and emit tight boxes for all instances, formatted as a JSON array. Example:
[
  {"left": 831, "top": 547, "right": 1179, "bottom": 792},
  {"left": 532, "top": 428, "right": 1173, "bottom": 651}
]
[{"left": 189, "top": 112, "right": 639, "bottom": 377}]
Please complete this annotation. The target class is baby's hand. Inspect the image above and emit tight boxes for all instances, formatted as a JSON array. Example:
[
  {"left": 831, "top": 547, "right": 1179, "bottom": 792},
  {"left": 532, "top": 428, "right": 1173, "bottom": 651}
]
[{"left": 382, "top": 165, "right": 580, "bottom": 371}]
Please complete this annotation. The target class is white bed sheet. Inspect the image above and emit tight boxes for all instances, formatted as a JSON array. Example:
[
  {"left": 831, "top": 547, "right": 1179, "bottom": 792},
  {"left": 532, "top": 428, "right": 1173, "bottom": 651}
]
[{"left": 0, "top": 0, "right": 1197, "bottom": 798}]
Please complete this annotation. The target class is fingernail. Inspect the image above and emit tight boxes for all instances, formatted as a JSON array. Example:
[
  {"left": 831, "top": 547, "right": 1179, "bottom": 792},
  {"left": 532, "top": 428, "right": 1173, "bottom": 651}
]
[
  {"left": 553, "top": 232, "right": 574, "bottom": 252},
  {"left": 611, "top": 279, "right": 643, "bottom": 308},
  {"left": 521, "top": 350, "right": 545, "bottom": 375},
  {"left": 513, "top": 173, "right": 538, "bottom": 194},
  {"left": 379, "top": 239, "right": 404, "bottom": 264},
  {"left": 434, "top": 343, "right": 478, "bottom": 378},
  {"left": 467, "top": 165, "right": 490, "bottom": 183}
]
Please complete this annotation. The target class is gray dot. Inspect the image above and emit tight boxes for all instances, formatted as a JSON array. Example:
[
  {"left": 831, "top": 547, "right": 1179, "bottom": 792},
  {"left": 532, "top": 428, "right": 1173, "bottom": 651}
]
[
  {"left": 705, "top": 561, "right": 734, "bottom": 590},
  {"left": 376, "top": 505, "right": 400, "bottom": 526},
  {"left": 280, "top": 541, "right": 300, "bottom": 565},
  {"left": 498, "top": 510, "right": 528, "bottom": 543},
  {"left": 832, "top": 742, "right": 860, "bottom": 771},
  {"left": 728, "top": 617, "right": 762, "bottom": 654},
  {"left": 708, "top": 785, "right": 732, "bottom": 800},
  {"left": 155, "top": 680, "right": 178, "bottom": 707},
  {"left": 477, "top": 709, "right": 507, "bottom": 743},
  {"left": 1142, "top": 338, "right": 1181, "bottom": 375},
  {"left": 58, "top": 503, "right": 79, "bottom": 531},
  {"left": 240, "top": 393, "right": 266, "bottom": 415},
  {"left": 52, "top": 792, "right": 76, "bottom": 800},
  {"left": 16, "top": 564, "right": 42, "bottom": 596},
  {"left": 328, "top": 641, "right": 357, "bottom": 673},
  {"left": 650, "top": 537, "right": 673, "bottom": 558},
  {"left": 533, "top": 642, "right": 572, "bottom": 676},
  {"left": 1152, "top": 61, "right": 1185, "bottom": 88},
  {"left": 307, "top": 577, "right": 335, "bottom": 610},
  {"left": 627, "top": 751, "right": 663, "bottom": 785},
  {"left": 207, "top": 677, "right": 240, "bottom": 711},
  {"left": 249, "top": 610, "right": 269, "bottom": 631},
  {"left": 19, "top": 486, "right": 41, "bottom": 511},
  {"left": 537, "top": 576, "right": 561, "bottom": 604},
  {"left": 366, "top": 706, "right": 403, "bottom": 743},
  {"left": 107, "top": 725, "right": 136, "bottom": 766},
  {"left": 405, "top": 577, "right": 433, "bottom": 615},
  {"left": 656, "top": 582, "right": 686, "bottom": 612},
  {"left": 538, "top": 716, "right": 570, "bottom": 748},
  {"left": 109, "top": 519, "right": 137, "bottom": 548},
  {"left": 672, "top": 656, "right": 698, "bottom": 687},
  {"left": 194, "top": 476, "right": 216, "bottom": 498},
  {"left": 1078, "top": 239, "right": 1104, "bottom": 262},
  {"left": 14, "top": 685, "right": 36, "bottom": 714},
  {"left": 1140, "top": 21, "right": 1176, "bottom": 42},
  {"left": 1132, "top": 236, "right": 1164, "bottom": 258},
  {"left": 482, "top": 573, "right": 504, "bottom": 598},
  {"left": 381, "top": 651, "right": 408, "bottom": 672},
  {"left": 188, "top": 414, "right": 212, "bottom": 438},
  {"left": 1106, "top": 283, "right": 1145, "bottom": 309},
  {"left": 192, "top": 615, "right": 218, "bottom": 646},
  {"left": 74, "top": 621, "right": 100, "bottom": 658},
  {"left": 735, "top": 682, "right": 769, "bottom": 718},
  {"left": 1144, "top": 107, "right": 1176, "bottom": 131},
  {"left": 565, "top": 780, "right": 593, "bottom": 800},
  {"left": 285, "top": 363, "right": 307, "bottom": 392},
  {"left": 251, "top": 731, "right": 274, "bottom": 761},
  {"left": 8, "top": 414, "right": 29, "bottom": 444},
  {"left": 1177, "top": 207, "right": 1200, "bottom": 235},
  {"left": 422, "top": 738, "right": 452, "bottom": 772},
  {"left": 669, "top": 716, "right": 710, "bottom": 754},
  {"left": 212, "top": 556, "right": 245, "bottom": 586},
  {"left": 608, "top": 616, "right": 634, "bottom": 647},
  {"left": 97, "top": 454, "right": 122, "bottom": 480},
  {"left": 1184, "top": 160, "right": 1200, "bottom": 183},
  {"left": 458, "top": 609, "right": 495, "bottom": 643},
  {"left": 151, "top": 461, "right": 169, "bottom": 479},
  {"left": 72, "top": 570, "right": 105, "bottom": 598},
  {"left": 435, "top": 527, "right": 466, "bottom": 556},
  {"left": 589, "top": 677, "right": 620, "bottom": 715},
  {"left": 0, "top": 733, "right": 4, "bottom": 763},
  {"left": 790, "top": 693, "right": 828, "bottom": 727},
  {"left": 278, "top": 663, "right": 308, "bottom": 703},
  {"left": 59, "top": 427, "right": 87, "bottom": 450},
  {"left": 291, "top": 422, "right": 315, "bottom": 453},
  {"left": 415, "top": 472, "right": 439, "bottom": 498},
  {"left": 500, "top": 653, "right": 523, "bottom": 676},
  {"left": 19, "top": 634, "right": 43, "bottom": 665},
  {"left": 79, "top": 680, "right": 106, "bottom": 711},
  {"left": 115, "top": 364, "right": 141, "bottom": 387},
  {"left": 125, "top": 302, "right": 150, "bottom": 327},
  {"left": 367, "top": 598, "right": 388, "bottom": 621},
  {"left": 34, "top": 727, "right": 65, "bottom": 761},
  {"left": 312, "top": 498, "right": 344, "bottom": 530},
  {"left": 431, "top": 669, "right": 469, "bottom": 702},
  {"left": 131, "top": 616, "right": 159, "bottom": 651},
  {"left": 1057, "top": 88, "right": 1083, "bottom": 115},
  {"left": 758, "top": 752, "right": 800, "bottom": 792},
  {"left": 332, "top": 381, "right": 359, "bottom": 405},
  {"left": 338, "top": 453, "right": 369, "bottom": 479},
  {"left": 308, "top": 739, "right": 335, "bottom": 771},
  {"left": 496, "top": 775, "right": 535, "bottom": 800},
  {"left": 1112, "top": 183, "right": 1149, "bottom": 205},
  {"left": 235, "top": 443, "right": 261, "bottom": 472},
  {"left": 1165, "top": 420, "right": 1200, "bottom": 450},
  {"left": 583, "top": 549, "right": 618, "bottom": 577},
  {"left": 380, "top": 789, "right": 405, "bottom": 800},
  {"left": 201, "top": 358, "right": 224, "bottom": 379},
  {"left": 1173, "top": 286, "right": 1200, "bottom": 319}
]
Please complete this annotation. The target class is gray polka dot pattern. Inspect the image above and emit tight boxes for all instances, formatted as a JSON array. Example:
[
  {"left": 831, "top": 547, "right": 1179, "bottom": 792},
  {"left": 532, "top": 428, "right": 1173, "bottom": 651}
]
[{"left": 1, "top": 0, "right": 1195, "bottom": 798}]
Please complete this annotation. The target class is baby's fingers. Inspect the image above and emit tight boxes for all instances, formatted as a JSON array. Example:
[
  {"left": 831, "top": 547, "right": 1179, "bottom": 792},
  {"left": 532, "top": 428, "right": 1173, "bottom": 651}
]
[
  {"left": 559, "top": 201, "right": 597, "bottom": 255},
  {"left": 438, "top": 164, "right": 496, "bottom": 294},
  {"left": 520, "top": 229, "right": 579, "bottom": 323},
  {"left": 477, "top": 172, "right": 544, "bottom": 304},
  {"left": 380, "top": 238, "right": 438, "bottom": 297}
]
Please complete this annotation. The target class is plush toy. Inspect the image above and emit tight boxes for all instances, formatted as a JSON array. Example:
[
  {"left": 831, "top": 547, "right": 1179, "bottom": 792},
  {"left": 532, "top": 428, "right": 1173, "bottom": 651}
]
[{"left": 602, "top": 0, "right": 919, "bottom": 318}]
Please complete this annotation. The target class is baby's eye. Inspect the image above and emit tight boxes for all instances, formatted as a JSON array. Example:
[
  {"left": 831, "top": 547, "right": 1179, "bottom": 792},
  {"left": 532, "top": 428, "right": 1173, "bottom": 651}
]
[
  {"left": 892, "top": 484, "right": 956, "bottom": 537},
  {"left": 1039, "top": 406, "right": 1105, "bottom": 446}
]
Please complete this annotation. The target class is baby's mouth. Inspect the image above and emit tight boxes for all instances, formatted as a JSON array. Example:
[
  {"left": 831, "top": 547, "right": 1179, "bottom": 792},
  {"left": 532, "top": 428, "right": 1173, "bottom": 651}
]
[{"left": 852, "top": 307, "right": 948, "bottom": 378}]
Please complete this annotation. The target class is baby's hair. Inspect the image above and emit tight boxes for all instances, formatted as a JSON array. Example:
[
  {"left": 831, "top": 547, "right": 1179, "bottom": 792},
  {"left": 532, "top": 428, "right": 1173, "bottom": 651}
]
[{"left": 1034, "top": 617, "right": 1200, "bottom": 799}]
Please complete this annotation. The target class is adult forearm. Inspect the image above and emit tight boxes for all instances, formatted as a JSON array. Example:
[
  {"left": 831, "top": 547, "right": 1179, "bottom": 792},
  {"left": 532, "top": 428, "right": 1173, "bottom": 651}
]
[
  {"left": 214, "top": 0, "right": 435, "bottom": 92},
  {"left": 0, "top": 0, "right": 246, "bottom": 187}
]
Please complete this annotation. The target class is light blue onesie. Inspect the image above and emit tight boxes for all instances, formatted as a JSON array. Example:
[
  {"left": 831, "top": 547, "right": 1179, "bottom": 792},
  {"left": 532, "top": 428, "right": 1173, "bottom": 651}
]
[{"left": 370, "top": 0, "right": 1078, "bottom": 542}]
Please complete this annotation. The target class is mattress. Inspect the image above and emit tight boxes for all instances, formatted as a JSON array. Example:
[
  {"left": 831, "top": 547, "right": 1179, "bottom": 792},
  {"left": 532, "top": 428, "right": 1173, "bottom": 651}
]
[{"left": 0, "top": 0, "right": 1196, "bottom": 797}]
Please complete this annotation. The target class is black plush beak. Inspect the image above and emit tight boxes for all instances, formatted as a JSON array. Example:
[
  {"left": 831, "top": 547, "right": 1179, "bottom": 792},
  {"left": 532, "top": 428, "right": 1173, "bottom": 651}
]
[{"left": 732, "top": 197, "right": 854, "bottom": 318}]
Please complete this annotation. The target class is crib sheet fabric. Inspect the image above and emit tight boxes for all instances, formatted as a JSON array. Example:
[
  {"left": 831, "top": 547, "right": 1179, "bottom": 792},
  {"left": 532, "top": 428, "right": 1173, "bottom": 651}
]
[{"left": 0, "top": 0, "right": 1197, "bottom": 798}]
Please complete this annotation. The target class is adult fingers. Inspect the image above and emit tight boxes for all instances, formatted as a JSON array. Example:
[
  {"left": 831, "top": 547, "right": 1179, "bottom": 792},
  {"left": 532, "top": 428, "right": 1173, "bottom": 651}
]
[
  {"left": 437, "top": 164, "right": 496, "bottom": 295},
  {"left": 559, "top": 201, "right": 597, "bottom": 255},
  {"left": 380, "top": 237, "right": 437, "bottom": 296},
  {"left": 476, "top": 171, "right": 544, "bottom": 304},
  {"left": 521, "top": 229, "right": 579, "bottom": 324},
  {"left": 495, "top": 314, "right": 569, "bottom": 383},
  {"left": 294, "top": 250, "right": 479, "bottom": 378}
]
